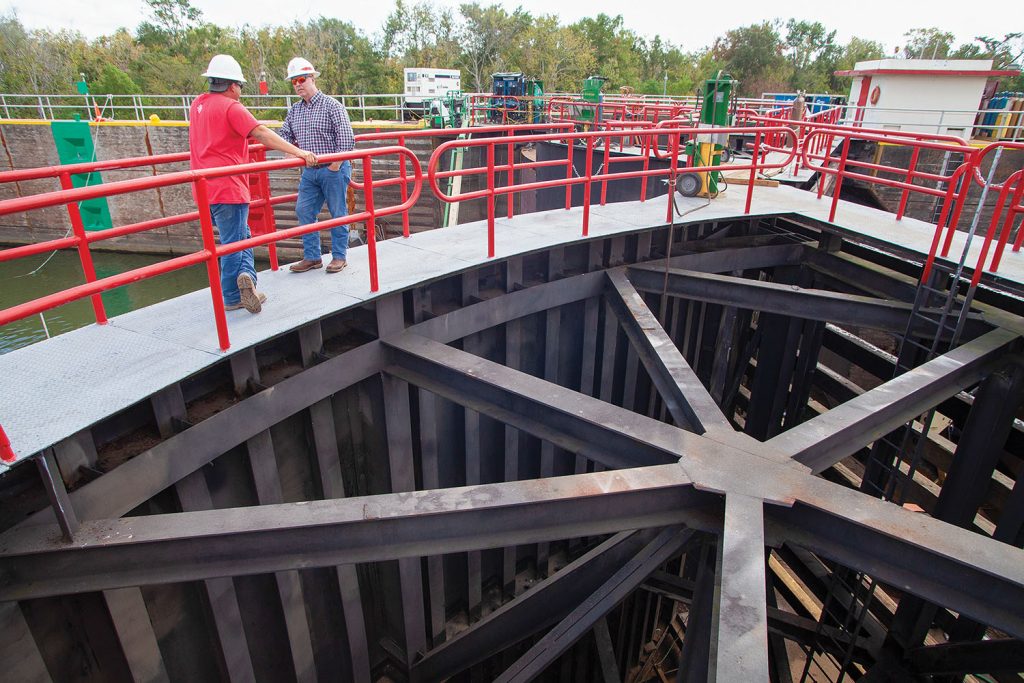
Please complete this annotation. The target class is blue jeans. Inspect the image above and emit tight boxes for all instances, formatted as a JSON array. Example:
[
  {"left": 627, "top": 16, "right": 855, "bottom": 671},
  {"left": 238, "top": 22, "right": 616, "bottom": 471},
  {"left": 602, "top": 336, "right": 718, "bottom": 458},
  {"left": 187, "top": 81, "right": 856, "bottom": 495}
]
[
  {"left": 211, "top": 203, "right": 256, "bottom": 306},
  {"left": 296, "top": 161, "right": 352, "bottom": 261}
]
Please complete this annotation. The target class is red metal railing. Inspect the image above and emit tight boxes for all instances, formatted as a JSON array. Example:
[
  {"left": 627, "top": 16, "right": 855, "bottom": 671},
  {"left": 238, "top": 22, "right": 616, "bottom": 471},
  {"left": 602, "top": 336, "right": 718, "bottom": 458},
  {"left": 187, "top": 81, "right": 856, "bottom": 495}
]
[
  {"left": 0, "top": 146, "right": 422, "bottom": 352},
  {"left": 546, "top": 98, "right": 694, "bottom": 128},
  {"left": 427, "top": 124, "right": 798, "bottom": 257},
  {"left": 0, "top": 423, "right": 13, "bottom": 464},
  {"left": 955, "top": 142, "right": 1024, "bottom": 286},
  {"left": 799, "top": 126, "right": 977, "bottom": 225},
  {"left": 351, "top": 123, "right": 577, "bottom": 234}
]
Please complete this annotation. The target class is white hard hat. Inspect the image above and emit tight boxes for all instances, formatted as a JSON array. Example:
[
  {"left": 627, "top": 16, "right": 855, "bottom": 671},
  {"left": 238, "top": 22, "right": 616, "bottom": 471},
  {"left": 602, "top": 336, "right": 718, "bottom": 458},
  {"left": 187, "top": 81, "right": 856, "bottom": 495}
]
[
  {"left": 287, "top": 57, "right": 320, "bottom": 80},
  {"left": 203, "top": 54, "right": 246, "bottom": 84}
]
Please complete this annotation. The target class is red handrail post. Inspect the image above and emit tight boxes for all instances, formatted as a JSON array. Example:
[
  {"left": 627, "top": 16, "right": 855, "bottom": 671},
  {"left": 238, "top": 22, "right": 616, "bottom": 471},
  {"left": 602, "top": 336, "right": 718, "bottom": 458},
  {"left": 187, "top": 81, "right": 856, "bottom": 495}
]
[
  {"left": 745, "top": 132, "right": 762, "bottom": 214},
  {"left": 0, "top": 423, "right": 14, "bottom": 464},
  {"left": 829, "top": 136, "right": 852, "bottom": 223},
  {"left": 640, "top": 131, "right": 650, "bottom": 202},
  {"left": 194, "top": 178, "right": 231, "bottom": 351},
  {"left": 399, "top": 135, "right": 410, "bottom": 238},
  {"left": 989, "top": 171, "right": 1024, "bottom": 270},
  {"left": 486, "top": 144, "right": 496, "bottom": 258},
  {"left": 817, "top": 132, "right": 835, "bottom": 199},
  {"left": 564, "top": 138, "right": 573, "bottom": 210},
  {"left": 58, "top": 171, "right": 107, "bottom": 325},
  {"left": 582, "top": 134, "right": 594, "bottom": 236},
  {"left": 897, "top": 147, "right": 920, "bottom": 220},
  {"left": 600, "top": 132, "right": 611, "bottom": 206},
  {"left": 506, "top": 131, "right": 515, "bottom": 220},
  {"left": 363, "top": 156, "right": 379, "bottom": 292}
]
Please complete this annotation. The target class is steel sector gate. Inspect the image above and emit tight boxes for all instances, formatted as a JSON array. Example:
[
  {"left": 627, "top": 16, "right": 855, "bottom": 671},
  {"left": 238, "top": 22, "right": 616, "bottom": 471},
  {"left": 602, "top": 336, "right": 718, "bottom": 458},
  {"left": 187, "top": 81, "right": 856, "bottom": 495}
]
[{"left": 2, "top": 212, "right": 1023, "bottom": 682}]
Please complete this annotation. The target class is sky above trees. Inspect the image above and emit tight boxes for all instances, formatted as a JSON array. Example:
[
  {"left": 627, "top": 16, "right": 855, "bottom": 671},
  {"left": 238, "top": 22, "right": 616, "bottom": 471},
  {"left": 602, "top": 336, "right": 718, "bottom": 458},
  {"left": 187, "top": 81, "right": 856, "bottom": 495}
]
[{"left": 1, "top": 0, "right": 1021, "bottom": 99}]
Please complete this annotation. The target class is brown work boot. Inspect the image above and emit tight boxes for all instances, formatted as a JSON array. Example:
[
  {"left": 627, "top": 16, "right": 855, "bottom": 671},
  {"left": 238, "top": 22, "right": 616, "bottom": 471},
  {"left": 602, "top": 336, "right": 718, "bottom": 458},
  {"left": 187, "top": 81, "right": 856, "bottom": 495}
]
[
  {"left": 236, "top": 273, "right": 265, "bottom": 313},
  {"left": 326, "top": 258, "right": 347, "bottom": 274},
  {"left": 289, "top": 258, "right": 323, "bottom": 273},
  {"left": 226, "top": 291, "right": 266, "bottom": 311}
]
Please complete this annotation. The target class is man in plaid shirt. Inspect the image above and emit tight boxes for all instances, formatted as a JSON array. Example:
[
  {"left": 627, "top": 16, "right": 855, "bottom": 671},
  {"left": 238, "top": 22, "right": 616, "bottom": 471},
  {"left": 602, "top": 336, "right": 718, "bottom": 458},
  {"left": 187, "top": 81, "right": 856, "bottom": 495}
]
[{"left": 280, "top": 57, "right": 356, "bottom": 274}]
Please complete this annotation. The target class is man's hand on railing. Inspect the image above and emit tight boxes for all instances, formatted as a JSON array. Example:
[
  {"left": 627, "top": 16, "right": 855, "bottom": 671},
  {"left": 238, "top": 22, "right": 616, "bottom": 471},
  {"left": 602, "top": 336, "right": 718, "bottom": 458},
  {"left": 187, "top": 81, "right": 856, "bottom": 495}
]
[{"left": 298, "top": 150, "right": 318, "bottom": 167}]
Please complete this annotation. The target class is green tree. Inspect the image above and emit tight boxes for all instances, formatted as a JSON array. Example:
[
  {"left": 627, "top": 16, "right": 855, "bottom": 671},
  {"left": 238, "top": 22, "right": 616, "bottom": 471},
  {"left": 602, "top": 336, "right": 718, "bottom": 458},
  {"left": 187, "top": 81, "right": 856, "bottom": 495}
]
[
  {"left": 518, "top": 15, "right": 595, "bottom": 91},
  {"left": 457, "top": 3, "right": 532, "bottom": 91},
  {"left": 901, "top": 28, "right": 955, "bottom": 59},
  {"left": 93, "top": 64, "right": 142, "bottom": 94},
  {"left": 570, "top": 14, "right": 642, "bottom": 88},
  {"left": 784, "top": 20, "right": 840, "bottom": 92},
  {"left": 830, "top": 37, "right": 886, "bottom": 91},
  {"left": 712, "top": 21, "right": 791, "bottom": 96},
  {"left": 952, "top": 33, "right": 1024, "bottom": 89},
  {"left": 138, "top": 0, "right": 202, "bottom": 43}
]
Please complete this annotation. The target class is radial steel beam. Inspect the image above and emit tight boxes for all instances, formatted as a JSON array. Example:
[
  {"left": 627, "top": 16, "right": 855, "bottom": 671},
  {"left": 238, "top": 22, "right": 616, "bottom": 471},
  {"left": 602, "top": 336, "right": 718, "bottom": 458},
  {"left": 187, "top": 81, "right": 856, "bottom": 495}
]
[
  {"left": 0, "top": 465, "right": 715, "bottom": 601},
  {"left": 494, "top": 527, "right": 696, "bottom": 682},
  {"left": 768, "top": 328, "right": 1018, "bottom": 473},
  {"left": 712, "top": 494, "right": 769, "bottom": 682},
  {"left": 604, "top": 269, "right": 732, "bottom": 434},
  {"left": 905, "top": 638, "right": 1024, "bottom": 676},
  {"left": 408, "top": 270, "right": 605, "bottom": 344},
  {"left": 382, "top": 332, "right": 688, "bottom": 469},
  {"left": 412, "top": 529, "right": 659, "bottom": 682},
  {"left": 764, "top": 490, "right": 1024, "bottom": 640},
  {"left": 665, "top": 243, "right": 806, "bottom": 274},
  {"left": 627, "top": 265, "right": 985, "bottom": 335}
]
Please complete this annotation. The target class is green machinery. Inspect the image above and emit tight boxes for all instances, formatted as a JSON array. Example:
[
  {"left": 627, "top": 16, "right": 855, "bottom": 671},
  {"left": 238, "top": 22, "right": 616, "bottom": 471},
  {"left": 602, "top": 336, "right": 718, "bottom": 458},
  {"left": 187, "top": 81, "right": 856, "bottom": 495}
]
[
  {"left": 678, "top": 72, "right": 736, "bottom": 198},
  {"left": 578, "top": 75, "right": 606, "bottom": 124},
  {"left": 429, "top": 90, "right": 467, "bottom": 129},
  {"left": 525, "top": 78, "right": 545, "bottom": 123}
]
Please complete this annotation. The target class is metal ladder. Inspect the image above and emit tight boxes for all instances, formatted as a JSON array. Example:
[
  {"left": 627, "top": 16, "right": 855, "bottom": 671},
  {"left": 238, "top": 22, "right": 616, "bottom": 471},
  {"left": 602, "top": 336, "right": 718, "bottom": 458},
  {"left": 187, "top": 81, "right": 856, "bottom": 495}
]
[{"left": 798, "top": 157, "right": 1003, "bottom": 681}]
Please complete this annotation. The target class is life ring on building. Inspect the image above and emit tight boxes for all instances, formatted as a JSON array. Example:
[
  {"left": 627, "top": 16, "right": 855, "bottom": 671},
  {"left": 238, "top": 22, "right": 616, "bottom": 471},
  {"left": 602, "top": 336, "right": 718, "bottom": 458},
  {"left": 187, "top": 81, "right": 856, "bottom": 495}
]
[{"left": 870, "top": 86, "right": 881, "bottom": 105}]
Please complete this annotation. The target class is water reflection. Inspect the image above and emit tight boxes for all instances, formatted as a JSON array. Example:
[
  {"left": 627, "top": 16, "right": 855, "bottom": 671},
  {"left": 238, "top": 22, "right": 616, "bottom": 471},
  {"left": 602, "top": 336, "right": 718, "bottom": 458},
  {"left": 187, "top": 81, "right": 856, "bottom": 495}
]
[{"left": 0, "top": 250, "right": 210, "bottom": 354}]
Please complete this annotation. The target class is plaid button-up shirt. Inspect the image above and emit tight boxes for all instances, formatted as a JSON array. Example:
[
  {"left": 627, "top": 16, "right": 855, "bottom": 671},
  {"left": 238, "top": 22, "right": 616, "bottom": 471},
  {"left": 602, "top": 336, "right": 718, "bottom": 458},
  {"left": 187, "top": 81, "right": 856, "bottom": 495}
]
[{"left": 280, "top": 91, "right": 354, "bottom": 157}]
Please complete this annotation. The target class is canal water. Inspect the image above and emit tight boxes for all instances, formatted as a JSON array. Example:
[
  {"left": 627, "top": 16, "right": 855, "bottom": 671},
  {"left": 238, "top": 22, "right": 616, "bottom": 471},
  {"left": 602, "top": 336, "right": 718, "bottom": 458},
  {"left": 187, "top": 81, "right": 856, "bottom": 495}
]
[{"left": 0, "top": 250, "right": 211, "bottom": 354}]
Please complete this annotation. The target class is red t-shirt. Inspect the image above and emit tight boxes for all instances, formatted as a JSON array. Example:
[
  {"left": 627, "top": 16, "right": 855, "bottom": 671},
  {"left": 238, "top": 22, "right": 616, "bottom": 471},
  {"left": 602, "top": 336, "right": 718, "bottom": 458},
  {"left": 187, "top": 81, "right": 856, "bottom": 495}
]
[{"left": 188, "top": 92, "right": 259, "bottom": 204}]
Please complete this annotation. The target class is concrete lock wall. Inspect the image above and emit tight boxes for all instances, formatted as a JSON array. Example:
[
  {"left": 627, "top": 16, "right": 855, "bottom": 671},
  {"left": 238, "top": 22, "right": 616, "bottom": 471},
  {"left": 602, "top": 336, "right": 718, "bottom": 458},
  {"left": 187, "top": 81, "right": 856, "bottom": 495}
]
[{"left": 0, "top": 121, "right": 447, "bottom": 259}]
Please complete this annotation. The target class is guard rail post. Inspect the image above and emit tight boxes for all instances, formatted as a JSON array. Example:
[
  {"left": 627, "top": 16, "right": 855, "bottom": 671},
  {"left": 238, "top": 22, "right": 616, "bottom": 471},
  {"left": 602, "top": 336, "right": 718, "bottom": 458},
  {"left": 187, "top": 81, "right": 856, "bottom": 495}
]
[
  {"left": 829, "top": 135, "right": 853, "bottom": 222},
  {"left": 193, "top": 177, "right": 231, "bottom": 351},
  {"left": 0, "top": 423, "right": 14, "bottom": 464},
  {"left": 974, "top": 170, "right": 1023, "bottom": 283},
  {"left": 363, "top": 156, "right": 380, "bottom": 292},
  {"left": 897, "top": 147, "right": 921, "bottom": 220},
  {"left": 992, "top": 171, "right": 1024, "bottom": 267},
  {"left": 564, "top": 139, "right": 573, "bottom": 210},
  {"left": 582, "top": 135, "right": 594, "bottom": 236},
  {"left": 746, "top": 132, "right": 763, "bottom": 214},
  {"left": 600, "top": 131, "right": 611, "bottom": 206},
  {"left": 486, "top": 144, "right": 496, "bottom": 258},
  {"left": 398, "top": 135, "right": 410, "bottom": 237},
  {"left": 506, "top": 130, "right": 515, "bottom": 220},
  {"left": 58, "top": 171, "right": 108, "bottom": 324},
  {"left": 639, "top": 131, "right": 650, "bottom": 201}
]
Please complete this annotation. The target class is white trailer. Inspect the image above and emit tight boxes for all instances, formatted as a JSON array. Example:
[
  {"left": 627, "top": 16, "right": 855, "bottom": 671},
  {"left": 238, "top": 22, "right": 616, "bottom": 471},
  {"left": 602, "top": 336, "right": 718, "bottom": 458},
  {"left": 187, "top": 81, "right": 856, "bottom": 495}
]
[{"left": 404, "top": 68, "right": 461, "bottom": 118}]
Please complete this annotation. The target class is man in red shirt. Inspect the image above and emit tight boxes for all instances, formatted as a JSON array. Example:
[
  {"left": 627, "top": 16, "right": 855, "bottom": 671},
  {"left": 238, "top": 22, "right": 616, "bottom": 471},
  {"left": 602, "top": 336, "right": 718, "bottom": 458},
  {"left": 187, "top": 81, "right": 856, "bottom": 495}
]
[{"left": 189, "top": 54, "right": 317, "bottom": 313}]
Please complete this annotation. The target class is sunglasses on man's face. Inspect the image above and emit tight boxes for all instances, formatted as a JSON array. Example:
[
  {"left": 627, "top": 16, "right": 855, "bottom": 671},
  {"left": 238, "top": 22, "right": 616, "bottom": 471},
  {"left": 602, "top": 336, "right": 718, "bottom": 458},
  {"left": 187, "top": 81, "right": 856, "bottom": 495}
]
[{"left": 291, "top": 76, "right": 308, "bottom": 86}]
